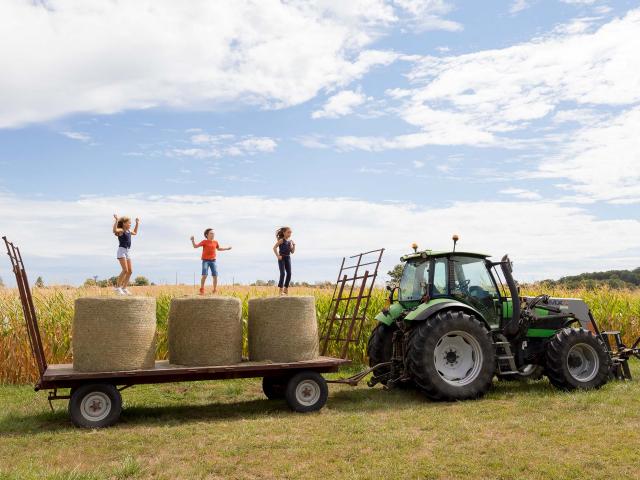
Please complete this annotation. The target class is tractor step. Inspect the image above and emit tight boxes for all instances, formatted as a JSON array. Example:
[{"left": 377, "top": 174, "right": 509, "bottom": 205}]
[{"left": 493, "top": 336, "right": 519, "bottom": 375}]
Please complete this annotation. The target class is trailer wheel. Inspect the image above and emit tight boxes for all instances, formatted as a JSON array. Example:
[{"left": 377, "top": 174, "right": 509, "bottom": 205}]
[
  {"left": 69, "top": 384, "right": 122, "bottom": 428},
  {"left": 545, "top": 328, "right": 610, "bottom": 390},
  {"left": 262, "top": 376, "right": 287, "bottom": 400},
  {"left": 285, "top": 371, "right": 328, "bottom": 413}
]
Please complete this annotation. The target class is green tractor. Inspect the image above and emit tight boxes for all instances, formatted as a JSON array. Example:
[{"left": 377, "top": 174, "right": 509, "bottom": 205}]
[{"left": 366, "top": 237, "right": 640, "bottom": 400}]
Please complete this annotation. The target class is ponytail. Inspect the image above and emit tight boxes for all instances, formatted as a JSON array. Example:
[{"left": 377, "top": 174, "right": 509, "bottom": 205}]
[{"left": 275, "top": 226, "right": 290, "bottom": 240}]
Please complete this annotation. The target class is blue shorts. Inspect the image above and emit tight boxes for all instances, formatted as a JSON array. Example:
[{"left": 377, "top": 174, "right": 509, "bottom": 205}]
[{"left": 202, "top": 260, "right": 218, "bottom": 276}]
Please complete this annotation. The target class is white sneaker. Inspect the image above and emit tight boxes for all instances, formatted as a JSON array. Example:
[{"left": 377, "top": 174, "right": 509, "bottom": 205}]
[
  {"left": 122, "top": 288, "right": 132, "bottom": 295},
  {"left": 114, "top": 287, "right": 124, "bottom": 295}
]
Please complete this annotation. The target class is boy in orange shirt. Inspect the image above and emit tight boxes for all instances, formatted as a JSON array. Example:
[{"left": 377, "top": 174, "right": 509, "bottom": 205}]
[{"left": 190, "top": 228, "right": 232, "bottom": 295}]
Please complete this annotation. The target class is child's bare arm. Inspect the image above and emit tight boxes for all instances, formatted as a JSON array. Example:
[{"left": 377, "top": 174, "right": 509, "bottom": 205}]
[
  {"left": 290, "top": 240, "right": 296, "bottom": 254},
  {"left": 273, "top": 241, "right": 282, "bottom": 260},
  {"left": 219, "top": 246, "right": 232, "bottom": 251},
  {"left": 112, "top": 214, "right": 123, "bottom": 235},
  {"left": 190, "top": 236, "right": 200, "bottom": 248},
  {"left": 131, "top": 217, "right": 140, "bottom": 235}
]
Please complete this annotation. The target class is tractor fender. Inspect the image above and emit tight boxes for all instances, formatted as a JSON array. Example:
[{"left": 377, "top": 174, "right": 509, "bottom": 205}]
[{"left": 406, "top": 299, "right": 490, "bottom": 329}]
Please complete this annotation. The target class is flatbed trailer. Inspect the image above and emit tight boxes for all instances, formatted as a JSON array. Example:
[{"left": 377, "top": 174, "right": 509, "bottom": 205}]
[{"left": 3, "top": 236, "right": 350, "bottom": 428}]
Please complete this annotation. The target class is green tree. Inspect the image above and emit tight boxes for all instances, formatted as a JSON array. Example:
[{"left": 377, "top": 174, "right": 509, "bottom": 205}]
[
  {"left": 387, "top": 264, "right": 404, "bottom": 284},
  {"left": 34, "top": 276, "right": 45, "bottom": 288},
  {"left": 133, "top": 276, "right": 150, "bottom": 286},
  {"left": 83, "top": 278, "right": 98, "bottom": 287}
]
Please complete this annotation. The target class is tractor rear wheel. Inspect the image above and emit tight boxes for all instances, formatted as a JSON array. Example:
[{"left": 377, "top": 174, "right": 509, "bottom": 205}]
[
  {"left": 367, "top": 323, "right": 395, "bottom": 384},
  {"left": 407, "top": 310, "right": 495, "bottom": 401},
  {"left": 545, "top": 328, "right": 610, "bottom": 390}
]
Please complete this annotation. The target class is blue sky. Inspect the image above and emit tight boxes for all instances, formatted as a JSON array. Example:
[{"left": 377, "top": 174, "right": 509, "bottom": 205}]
[{"left": 1, "top": 0, "right": 639, "bottom": 286}]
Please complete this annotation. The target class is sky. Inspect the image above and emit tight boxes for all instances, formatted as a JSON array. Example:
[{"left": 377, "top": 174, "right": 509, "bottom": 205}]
[{"left": 0, "top": 0, "right": 639, "bottom": 287}]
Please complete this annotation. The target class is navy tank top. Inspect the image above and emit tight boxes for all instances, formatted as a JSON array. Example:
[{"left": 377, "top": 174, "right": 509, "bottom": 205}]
[
  {"left": 278, "top": 239, "right": 292, "bottom": 256},
  {"left": 118, "top": 231, "right": 131, "bottom": 249}
]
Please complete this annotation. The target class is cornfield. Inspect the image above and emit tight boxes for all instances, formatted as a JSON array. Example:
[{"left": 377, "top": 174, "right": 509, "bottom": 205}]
[{"left": 0, "top": 285, "right": 638, "bottom": 384}]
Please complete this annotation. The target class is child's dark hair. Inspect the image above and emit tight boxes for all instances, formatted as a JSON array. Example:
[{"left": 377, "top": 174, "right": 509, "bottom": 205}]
[
  {"left": 117, "top": 216, "right": 130, "bottom": 229},
  {"left": 204, "top": 228, "right": 214, "bottom": 238},
  {"left": 275, "top": 226, "right": 291, "bottom": 240}
]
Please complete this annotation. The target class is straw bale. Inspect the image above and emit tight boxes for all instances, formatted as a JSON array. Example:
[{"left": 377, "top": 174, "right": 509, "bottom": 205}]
[{"left": 169, "top": 296, "right": 242, "bottom": 366}]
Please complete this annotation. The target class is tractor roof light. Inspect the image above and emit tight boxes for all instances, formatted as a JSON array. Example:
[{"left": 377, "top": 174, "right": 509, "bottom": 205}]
[{"left": 412, "top": 242, "right": 418, "bottom": 253}]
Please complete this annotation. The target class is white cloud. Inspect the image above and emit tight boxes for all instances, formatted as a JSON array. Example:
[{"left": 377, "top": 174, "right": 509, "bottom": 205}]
[
  {"left": 400, "top": 9, "right": 640, "bottom": 141},
  {"left": 168, "top": 134, "right": 277, "bottom": 159},
  {"left": 413, "top": 160, "right": 425, "bottom": 168},
  {"left": 535, "top": 106, "right": 640, "bottom": 204},
  {"left": 509, "top": 0, "right": 532, "bottom": 14},
  {"left": 499, "top": 188, "right": 542, "bottom": 200},
  {"left": 1, "top": 193, "right": 638, "bottom": 284},
  {"left": 560, "top": 0, "right": 598, "bottom": 4},
  {"left": 0, "top": 0, "right": 461, "bottom": 129},
  {"left": 312, "top": 89, "right": 369, "bottom": 119},
  {"left": 333, "top": 9, "right": 640, "bottom": 202},
  {"left": 60, "top": 131, "right": 91, "bottom": 142},
  {"left": 393, "top": 0, "right": 462, "bottom": 32}
]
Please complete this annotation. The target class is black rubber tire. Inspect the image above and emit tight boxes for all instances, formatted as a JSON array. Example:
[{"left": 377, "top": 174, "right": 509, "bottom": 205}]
[
  {"left": 367, "top": 323, "right": 395, "bottom": 383},
  {"left": 407, "top": 310, "right": 495, "bottom": 401},
  {"left": 545, "top": 328, "right": 610, "bottom": 390},
  {"left": 68, "top": 384, "right": 122, "bottom": 428},
  {"left": 497, "top": 364, "right": 544, "bottom": 382},
  {"left": 262, "top": 376, "right": 287, "bottom": 400},
  {"left": 284, "top": 371, "right": 328, "bottom": 413}
]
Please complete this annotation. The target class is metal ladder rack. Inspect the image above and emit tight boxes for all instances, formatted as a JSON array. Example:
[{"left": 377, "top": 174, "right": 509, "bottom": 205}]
[
  {"left": 2, "top": 236, "right": 48, "bottom": 378},
  {"left": 319, "top": 248, "right": 384, "bottom": 359}
]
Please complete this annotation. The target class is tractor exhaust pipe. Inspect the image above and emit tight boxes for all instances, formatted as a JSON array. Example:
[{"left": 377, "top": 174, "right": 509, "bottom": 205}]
[{"left": 500, "top": 254, "right": 521, "bottom": 338}]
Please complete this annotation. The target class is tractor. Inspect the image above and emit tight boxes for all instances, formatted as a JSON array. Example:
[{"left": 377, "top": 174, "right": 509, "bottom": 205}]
[{"left": 366, "top": 236, "right": 640, "bottom": 400}]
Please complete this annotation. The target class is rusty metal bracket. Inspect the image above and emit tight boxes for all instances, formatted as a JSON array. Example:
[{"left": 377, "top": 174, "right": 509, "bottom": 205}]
[{"left": 47, "top": 389, "right": 71, "bottom": 411}]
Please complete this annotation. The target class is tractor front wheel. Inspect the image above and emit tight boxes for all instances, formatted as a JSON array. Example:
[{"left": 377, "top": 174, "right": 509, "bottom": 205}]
[
  {"left": 545, "top": 328, "right": 610, "bottom": 390},
  {"left": 407, "top": 310, "right": 495, "bottom": 401}
]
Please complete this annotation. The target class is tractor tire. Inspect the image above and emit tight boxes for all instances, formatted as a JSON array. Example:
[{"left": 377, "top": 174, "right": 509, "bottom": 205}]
[
  {"left": 497, "top": 364, "right": 544, "bottom": 382},
  {"left": 545, "top": 328, "right": 610, "bottom": 390},
  {"left": 367, "top": 323, "right": 395, "bottom": 384},
  {"left": 407, "top": 310, "right": 495, "bottom": 401}
]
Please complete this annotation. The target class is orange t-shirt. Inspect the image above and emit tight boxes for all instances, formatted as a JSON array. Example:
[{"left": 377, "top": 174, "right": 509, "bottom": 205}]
[{"left": 197, "top": 240, "right": 219, "bottom": 260}]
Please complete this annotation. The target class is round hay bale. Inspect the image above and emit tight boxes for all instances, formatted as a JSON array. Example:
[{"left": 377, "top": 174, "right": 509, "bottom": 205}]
[
  {"left": 72, "top": 297, "right": 156, "bottom": 372},
  {"left": 168, "top": 296, "right": 242, "bottom": 366},
  {"left": 248, "top": 296, "right": 319, "bottom": 362}
]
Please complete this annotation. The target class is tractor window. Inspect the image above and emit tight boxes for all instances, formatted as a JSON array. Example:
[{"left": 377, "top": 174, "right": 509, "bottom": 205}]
[
  {"left": 452, "top": 257, "right": 498, "bottom": 298},
  {"left": 432, "top": 258, "right": 447, "bottom": 296},
  {"left": 399, "top": 260, "right": 429, "bottom": 301},
  {"left": 451, "top": 256, "right": 499, "bottom": 325}
]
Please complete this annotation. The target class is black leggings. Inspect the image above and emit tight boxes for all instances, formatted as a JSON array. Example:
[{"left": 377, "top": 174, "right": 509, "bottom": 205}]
[{"left": 278, "top": 255, "right": 292, "bottom": 288}]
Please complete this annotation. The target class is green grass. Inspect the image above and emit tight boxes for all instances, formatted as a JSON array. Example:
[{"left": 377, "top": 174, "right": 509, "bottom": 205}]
[{"left": 1, "top": 366, "right": 639, "bottom": 480}]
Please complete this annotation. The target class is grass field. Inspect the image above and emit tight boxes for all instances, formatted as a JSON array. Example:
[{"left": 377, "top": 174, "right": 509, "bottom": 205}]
[
  {"left": 0, "top": 285, "right": 639, "bottom": 479},
  {"left": 0, "top": 364, "right": 639, "bottom": 480}
]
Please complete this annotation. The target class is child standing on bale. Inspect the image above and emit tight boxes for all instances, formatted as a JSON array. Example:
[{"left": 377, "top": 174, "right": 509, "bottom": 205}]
[
  {"left": 112, "top": 214, "right": 140, "bottom": 295},
  {"left": 191, "top": 228, "right": 232, "bottom": 295},
  {"left": 273, "top": 226, "right": 295, "bottom": 296}
]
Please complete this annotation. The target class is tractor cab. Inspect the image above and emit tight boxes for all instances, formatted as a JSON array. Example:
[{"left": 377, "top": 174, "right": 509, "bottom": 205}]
[{"left": 382, "top": 244, "right": 507, "bottom": 330}]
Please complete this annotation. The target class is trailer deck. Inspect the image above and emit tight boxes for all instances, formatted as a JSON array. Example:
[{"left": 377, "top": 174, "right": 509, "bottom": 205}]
[{"left": 38, "top": 357, "right": 350, "bottom": 390}]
